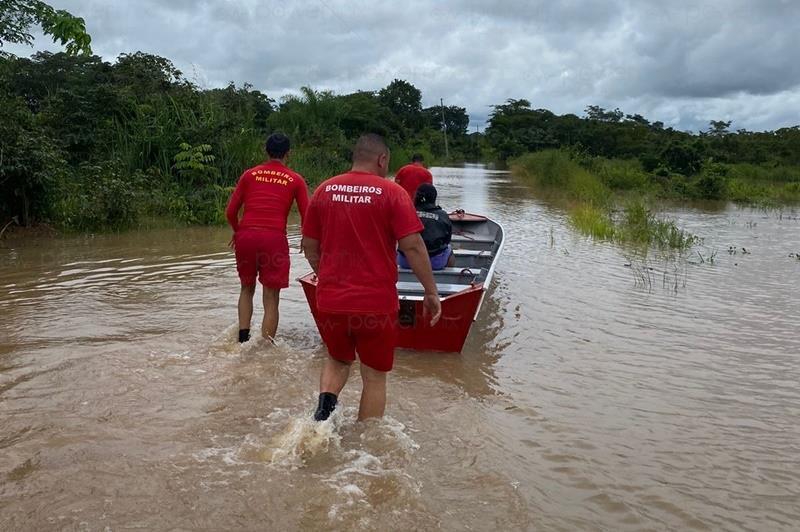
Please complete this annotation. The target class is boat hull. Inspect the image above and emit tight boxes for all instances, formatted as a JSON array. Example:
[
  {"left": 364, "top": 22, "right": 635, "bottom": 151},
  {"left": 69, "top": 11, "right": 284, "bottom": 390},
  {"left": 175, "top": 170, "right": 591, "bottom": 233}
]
[
  {"left": 298, "top": 274, "right": 484, "bottom": 353},
  {"left": 298, "top": 211, "right": 503, "bottom": 354}
]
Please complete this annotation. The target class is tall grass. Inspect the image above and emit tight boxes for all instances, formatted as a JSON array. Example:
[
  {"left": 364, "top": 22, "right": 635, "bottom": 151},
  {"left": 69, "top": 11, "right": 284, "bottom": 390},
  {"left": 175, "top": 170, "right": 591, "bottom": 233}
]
[
  {"left": 585, "top": 157, "right": 651, "bottom": 191},
  {"left": 724, "top": 163, "right": 800, "bottom": 183},
  {"left": 569, "top": 204, "right": 615, "bottom": 239},
  {"left": 618, "top": 200, "right": 698, "bottom": 250},
  {"left": 289, "top": 146, "right": 351, "bottom": 187},
  {"left": 512, "top": 150, "right": 611, "bottom": 206},
  {"left": 513, "top": 150, "right": 697, "bottom": 250}
]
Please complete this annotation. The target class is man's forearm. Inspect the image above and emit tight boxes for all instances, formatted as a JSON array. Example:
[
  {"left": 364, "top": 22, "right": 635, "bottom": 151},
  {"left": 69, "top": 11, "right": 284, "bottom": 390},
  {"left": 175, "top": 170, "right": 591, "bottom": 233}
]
[{"left": 303, "top": 237, "right": 321, "bottom": 274}]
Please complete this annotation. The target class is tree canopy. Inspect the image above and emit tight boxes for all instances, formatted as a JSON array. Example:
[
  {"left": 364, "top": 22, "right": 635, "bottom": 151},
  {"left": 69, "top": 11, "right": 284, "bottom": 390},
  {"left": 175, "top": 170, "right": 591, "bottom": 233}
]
[
  {"left": 0, "top": 0, "right": 91, "bottom": 55},
  {"left": 0, "top": 50, "right": 472, "bottom": 229}
]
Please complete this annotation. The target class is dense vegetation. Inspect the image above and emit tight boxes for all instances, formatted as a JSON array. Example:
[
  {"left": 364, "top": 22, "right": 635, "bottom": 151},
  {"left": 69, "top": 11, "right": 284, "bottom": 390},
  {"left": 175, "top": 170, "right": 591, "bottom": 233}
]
[
  {"left": 0, "top": 50, "right": 473, "bottom": 230},
  {"left": 487, "top": 99, "right": 800, "bottom": 248},
  {"left": 512, "top": 150, "right": 700, "bottom": 249},
  {"left": 3, "top": 2, "right": 799, "bottom": 238},
  {"left": 486, "top": 99, "right": 800, "bottom": 205}
]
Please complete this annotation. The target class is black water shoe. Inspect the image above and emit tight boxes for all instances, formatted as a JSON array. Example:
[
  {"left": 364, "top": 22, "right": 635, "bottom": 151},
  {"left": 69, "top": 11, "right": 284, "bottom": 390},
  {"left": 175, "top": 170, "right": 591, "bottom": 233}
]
[
  {"left": 314, "top": 392, "right": 338, "bottom": 421},
  {"left": 238, "top": 329, "right": 251, "bottom": 343}
]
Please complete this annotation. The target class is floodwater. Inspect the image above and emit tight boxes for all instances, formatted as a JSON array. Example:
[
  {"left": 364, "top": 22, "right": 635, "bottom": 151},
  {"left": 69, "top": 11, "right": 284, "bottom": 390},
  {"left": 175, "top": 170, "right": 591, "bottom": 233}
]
[{"left": 1, "top": 165, "right": 799, "bottom": 531}]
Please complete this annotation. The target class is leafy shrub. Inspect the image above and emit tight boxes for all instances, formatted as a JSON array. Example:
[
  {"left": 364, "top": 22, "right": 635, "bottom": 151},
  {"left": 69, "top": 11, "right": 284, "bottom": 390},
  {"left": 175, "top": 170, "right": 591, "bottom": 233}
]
[
  {"left": 56, "top": 161, "right": 142, "bottom": 230},
  {"left": 693, "top": 163, "right": 729, "bottom": 200},
  {"left": 661, "top": 141, "right": 703, "bottom": 175},
  {"left": 173, "top": 143, "right": 220, "bottom": 187},
  {"left": 777, "top": 182, "right": 800, "bottom": 202}
]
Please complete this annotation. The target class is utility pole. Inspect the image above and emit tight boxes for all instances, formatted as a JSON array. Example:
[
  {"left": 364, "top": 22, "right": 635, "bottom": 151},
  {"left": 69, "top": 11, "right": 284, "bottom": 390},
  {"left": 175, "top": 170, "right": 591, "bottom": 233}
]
[{"left": 440, "top": 98, "right": 449, "bottom": 161}]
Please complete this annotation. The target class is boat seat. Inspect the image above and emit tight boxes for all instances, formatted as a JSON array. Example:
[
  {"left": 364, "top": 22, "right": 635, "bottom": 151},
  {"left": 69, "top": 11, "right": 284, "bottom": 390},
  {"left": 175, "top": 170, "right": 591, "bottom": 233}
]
[
  {"left": 451, "top": 235, "right": 495, "bottom": 243},
  {"left": 398, "top": 267, "right": 482, "bottom": 275},
  {"left": 452, "top": 249, "right": 493, "bottom": 257},
  {"left": 396, "top": 281, "right": 471, "bottom": 295}
]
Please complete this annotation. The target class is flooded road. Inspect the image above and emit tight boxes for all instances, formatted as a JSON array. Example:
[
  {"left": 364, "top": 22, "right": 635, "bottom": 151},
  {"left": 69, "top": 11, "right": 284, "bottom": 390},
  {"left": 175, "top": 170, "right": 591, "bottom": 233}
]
[{"left": 2, "top": 165, "right": 800, "bottom": 531}]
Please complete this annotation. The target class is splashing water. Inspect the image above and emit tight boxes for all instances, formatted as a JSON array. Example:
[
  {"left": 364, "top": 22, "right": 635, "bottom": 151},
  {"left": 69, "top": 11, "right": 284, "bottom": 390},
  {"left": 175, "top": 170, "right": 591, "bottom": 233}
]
[{"left": 260, "top": 403, "right": 346, "bottom": 467}]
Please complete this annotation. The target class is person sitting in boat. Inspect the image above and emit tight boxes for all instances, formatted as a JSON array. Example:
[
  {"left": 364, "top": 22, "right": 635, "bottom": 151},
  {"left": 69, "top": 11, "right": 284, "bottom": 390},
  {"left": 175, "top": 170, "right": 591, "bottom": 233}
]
[{"left": 398, "top": 184, "right": 455, "bottom": 271}]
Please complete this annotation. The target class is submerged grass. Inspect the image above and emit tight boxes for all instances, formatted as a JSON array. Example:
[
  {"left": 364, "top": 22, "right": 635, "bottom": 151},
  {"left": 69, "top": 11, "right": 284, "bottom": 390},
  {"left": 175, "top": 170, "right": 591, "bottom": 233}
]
[
  {"left": 513, "top": 150, "right": 698, "bottom": 250},
  {"left": 618, "top": 200, "right": 699, "bottom": 250},
  {"left": 569, "top": 204, "right": 615, "bottom": 240}
]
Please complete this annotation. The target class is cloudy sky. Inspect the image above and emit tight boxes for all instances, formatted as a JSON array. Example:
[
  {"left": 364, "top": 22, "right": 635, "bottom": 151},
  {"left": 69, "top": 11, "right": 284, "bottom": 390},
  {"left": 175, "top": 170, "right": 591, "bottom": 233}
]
[{"left": 8, "top": 0, "right": 800, "bottom": 132}]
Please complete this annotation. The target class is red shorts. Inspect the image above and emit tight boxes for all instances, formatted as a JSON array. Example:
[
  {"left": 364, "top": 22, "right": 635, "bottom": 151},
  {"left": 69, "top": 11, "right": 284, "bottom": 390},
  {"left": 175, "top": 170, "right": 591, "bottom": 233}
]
[
  {"left": 234, "top": 229, "right": 289, "bottom": 288},
  {"left": 317, "top": 312, "right": 398, "bottom": 372}
]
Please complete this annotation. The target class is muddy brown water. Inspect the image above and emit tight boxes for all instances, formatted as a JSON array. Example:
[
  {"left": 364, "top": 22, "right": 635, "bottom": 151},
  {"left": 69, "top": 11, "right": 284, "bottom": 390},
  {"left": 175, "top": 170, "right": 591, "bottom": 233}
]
[{"left": 1, "top": 165, "right": 800, "bottom": 531}]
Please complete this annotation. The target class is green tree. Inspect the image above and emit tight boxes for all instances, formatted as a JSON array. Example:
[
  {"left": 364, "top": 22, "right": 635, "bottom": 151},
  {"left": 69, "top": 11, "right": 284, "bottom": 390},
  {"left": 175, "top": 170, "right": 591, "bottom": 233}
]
[
  {"left": 0, "top": 0, "right": 91, "bottom": 55},
  {"left": 378, "top": 79, "right": 423, "bottom": 132},
  {"left": 423, "top": 104, "right": 469, "bottom": 136},
  {"left": 268, "top": 86, "right": 347, "bottom": 146},
  {"left": 661, "top": 140, "right": 703, "bottom": 175},
  {"left": 706, "top": 120, "right": 731, "bottom": 137},
  {"left": 0, "top": 93, "right": 63, "bottom": 225},
  {"left": 585, "top": 105, "right": 623, "bottom": 122},
  {"left": 337, "top": 90, "right": 394, "bottom": 139}
]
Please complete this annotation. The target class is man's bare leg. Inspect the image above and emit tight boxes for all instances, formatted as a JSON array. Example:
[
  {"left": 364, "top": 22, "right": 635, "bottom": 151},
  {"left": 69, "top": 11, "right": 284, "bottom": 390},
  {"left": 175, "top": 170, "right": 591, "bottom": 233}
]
[
  {"left": 446, "top": 251, "right": 456, "bottom": 268},
  {"left": 262, "top": 287, "right": 280, "bottom": 341},
  {"left": 358, "top": 364, "right": 387, "bottom": 420},
  {"left": 238, "top": 284, "right": 256, "bottom": 342},
  {"left": 320, "top": 357, "right": 351, "bottom": 395},
  {"left": 314, "top": 357, "right": 351, "bottom": 421}
]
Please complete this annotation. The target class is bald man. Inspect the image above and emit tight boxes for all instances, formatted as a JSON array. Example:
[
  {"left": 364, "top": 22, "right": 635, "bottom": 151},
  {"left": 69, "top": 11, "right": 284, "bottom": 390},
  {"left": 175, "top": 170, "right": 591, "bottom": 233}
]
[{"left": 302, "top": 134, "right": 441, "bottom": 421}]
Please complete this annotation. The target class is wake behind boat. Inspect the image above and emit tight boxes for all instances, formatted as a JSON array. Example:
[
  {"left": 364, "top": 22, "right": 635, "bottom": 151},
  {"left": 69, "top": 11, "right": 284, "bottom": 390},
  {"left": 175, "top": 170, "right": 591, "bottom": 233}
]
[{"left": 299, "top": 211, "right": 504, "bottom": 352}]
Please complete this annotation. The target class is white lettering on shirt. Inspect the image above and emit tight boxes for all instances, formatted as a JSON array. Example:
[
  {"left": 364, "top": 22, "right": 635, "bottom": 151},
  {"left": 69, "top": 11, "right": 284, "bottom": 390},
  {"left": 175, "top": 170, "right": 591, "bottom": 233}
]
[
  {"left": 332, "top": 193, "right": 372, "bottom": 204},
  {"left": 325, "top": 184, "right": 383, "bottom": 195}
]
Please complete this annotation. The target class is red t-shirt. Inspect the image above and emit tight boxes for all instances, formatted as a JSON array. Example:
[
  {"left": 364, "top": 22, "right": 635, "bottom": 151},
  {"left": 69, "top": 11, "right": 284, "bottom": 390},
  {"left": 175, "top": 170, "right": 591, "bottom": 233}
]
[
  {"left": 394, "top": 163, "right": 433, "bottom": 199},
  {"left": 226, "top": 160, "right": 309, "bottom": 233},
  {"left": 303, "top": 171, "right": 424, "bottom": 315}
]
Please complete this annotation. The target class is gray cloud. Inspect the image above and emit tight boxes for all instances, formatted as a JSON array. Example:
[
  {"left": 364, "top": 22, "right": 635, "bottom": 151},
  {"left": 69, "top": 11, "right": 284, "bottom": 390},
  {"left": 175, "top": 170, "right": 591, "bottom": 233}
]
[{"left": 7, "top": 0, "right": 800, "bottom": 132}]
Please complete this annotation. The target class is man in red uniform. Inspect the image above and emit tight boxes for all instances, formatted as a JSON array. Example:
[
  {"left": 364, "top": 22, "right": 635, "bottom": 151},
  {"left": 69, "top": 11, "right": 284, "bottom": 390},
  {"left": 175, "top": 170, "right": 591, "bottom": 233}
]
[
  {"left": 394, "top": 153, "right": 433, "bottom": 199},
  {"left": 302, "top": 134, "right": 441, "bottom": 421},
  {"left": 226, "top": 132, "right": 309, "bottom": 343}
]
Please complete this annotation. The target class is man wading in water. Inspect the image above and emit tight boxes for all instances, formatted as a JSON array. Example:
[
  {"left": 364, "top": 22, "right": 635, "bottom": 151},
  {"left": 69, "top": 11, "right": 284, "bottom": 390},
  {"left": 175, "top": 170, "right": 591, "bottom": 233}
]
[
  {"left": 226, "top": 133, "right": 309, "bottom": 343},
  {"left": 394, "top": 153, "right": 433, "bottom": 199},
  {"left": 302, "top": 134, "right": 441, "bottom": 421}
]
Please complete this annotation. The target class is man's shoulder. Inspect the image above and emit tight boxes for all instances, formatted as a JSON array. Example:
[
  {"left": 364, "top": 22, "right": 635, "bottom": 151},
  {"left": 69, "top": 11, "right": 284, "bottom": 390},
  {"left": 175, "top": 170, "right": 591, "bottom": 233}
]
[
  {"left": 383, "top": 179, "right": 412, "bottom": 198},
  {"left": 244, "top": 162, "right": 269, "bottom": 173},
  {"left": 324, "top": 172, "right": 388, "bottom": 185},
  {"left": 317, "top": 172, "right": 357, "bottom": 189},
  {"left": 282, "top": 165, "right": 305, "bottom": 184},
  {"left": 265, "top": 161, "right": 305, "bottom": 180}
]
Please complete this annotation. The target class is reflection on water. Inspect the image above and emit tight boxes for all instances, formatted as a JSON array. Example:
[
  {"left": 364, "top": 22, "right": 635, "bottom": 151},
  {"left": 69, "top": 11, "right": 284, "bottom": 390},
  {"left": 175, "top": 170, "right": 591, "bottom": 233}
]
[{"left": 1, "top": 165, "right": 800, "bottom": 530}]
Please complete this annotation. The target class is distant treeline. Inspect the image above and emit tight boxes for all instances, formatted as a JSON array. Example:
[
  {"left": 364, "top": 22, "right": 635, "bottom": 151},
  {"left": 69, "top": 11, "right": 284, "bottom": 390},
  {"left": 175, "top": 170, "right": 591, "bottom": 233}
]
[
  {"left": 0, "top": 51, "right": 475, "bottom": 230},
  {"left": 485, "top": 99, "right": 800, "bottom": 170},
  {"left": 484, "top": 99, "right": 800, "bottom": 204},
  {"left": 3, "top": 52, "right": 800, "bottom": 233}
]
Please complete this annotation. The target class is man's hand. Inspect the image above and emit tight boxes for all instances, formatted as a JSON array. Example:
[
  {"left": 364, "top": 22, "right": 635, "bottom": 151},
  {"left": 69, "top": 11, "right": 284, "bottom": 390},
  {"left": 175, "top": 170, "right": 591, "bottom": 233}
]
[
  {"left": 423, "top": 293, "right": 442, "bottom": 326},
  {"left": 228, "top": 234, "right": 236, "bottom": 250},
  {"left": 398, "top": 233, "right": 441, "bottom": 327}
]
